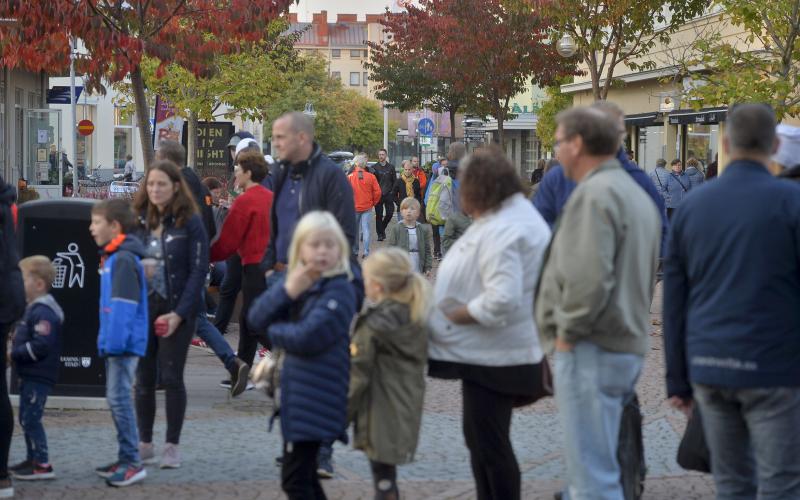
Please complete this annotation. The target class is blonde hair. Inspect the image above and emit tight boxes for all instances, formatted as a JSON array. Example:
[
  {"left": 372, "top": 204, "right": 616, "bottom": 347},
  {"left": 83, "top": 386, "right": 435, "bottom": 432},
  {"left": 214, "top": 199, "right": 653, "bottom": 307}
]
[
  {"left": 400, "top": 197, "right": 420, "bottom": 211},
  {"left": 19, "top": 255, "right": 56, "bottom": 290},
  {"left": 363, "top": 248, "right": 431, "bottom": 323},
  {"left": 287, "top": 211, "right": 352, "bottom": 279}
]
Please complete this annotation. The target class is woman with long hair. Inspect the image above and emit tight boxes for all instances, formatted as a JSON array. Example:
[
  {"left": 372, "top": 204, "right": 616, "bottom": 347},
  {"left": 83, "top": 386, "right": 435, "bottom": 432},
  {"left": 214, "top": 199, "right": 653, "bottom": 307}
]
[{"left": 132, "top": 160, "right": 209, "bottom": 469}]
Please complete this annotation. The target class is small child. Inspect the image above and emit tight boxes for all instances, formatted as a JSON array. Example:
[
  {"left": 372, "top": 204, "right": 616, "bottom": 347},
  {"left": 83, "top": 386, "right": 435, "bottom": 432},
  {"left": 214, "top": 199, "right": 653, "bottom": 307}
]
[
  {"left": 348, "top": 248, "right": 430, "bottom": 500},
  {"left": 9, "top": 256, "right": 63, "bottom": 481},
  {"left": 386, "top": 197, "right": 433, "bottom": 276},
  {"left": 89, "top": 199, "right": 149, "bottom": 487},
  {"left": 247, "top": 211, "right": 356, "bottom": 499}
]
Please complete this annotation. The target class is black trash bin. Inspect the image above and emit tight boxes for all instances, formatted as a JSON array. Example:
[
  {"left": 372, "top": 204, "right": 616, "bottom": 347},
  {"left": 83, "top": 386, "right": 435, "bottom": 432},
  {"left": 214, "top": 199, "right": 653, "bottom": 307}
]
[{"left": 13, "top": 199, "right": 105, "bottom": 397}]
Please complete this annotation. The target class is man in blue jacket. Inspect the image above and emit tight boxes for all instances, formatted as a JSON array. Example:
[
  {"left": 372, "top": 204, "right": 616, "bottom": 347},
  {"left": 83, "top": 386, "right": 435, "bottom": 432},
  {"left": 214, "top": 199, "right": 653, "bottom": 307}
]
[
  {"left": 533, "top": 101, "right": 668, "bottom": 256},
  {"left": 664, "top": 104, "right": 800, "bottom": 499}
]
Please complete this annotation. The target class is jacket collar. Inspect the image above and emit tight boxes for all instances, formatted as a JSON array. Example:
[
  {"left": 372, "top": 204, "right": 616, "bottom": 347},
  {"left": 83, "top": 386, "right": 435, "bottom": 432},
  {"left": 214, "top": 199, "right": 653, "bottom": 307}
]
[
  {"left": 583, "top": 158, "right": 622, "bottom": 182},
  {"left": 724, "top": 159, "right": 771, "bottom": 175},
  {"left": 282, "top": 142, "right": 323, "bottom": 178}
]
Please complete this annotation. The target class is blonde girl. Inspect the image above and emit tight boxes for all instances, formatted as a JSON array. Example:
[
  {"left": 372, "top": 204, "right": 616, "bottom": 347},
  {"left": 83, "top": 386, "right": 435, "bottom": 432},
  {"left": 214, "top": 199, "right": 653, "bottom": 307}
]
[
  {"left": 247, "top": 211, "right": 356, "bottom": 499},
  {"left": 386, "top": 197, "right": 434, "bottom": 276},
  {"left": 348, "top": 247, "right": 431, "bottom": 500}
]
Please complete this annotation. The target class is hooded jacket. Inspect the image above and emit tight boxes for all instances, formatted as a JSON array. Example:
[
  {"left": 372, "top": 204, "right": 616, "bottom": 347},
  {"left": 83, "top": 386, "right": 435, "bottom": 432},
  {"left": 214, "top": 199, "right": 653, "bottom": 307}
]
[
  {"left": 0, "top": 176, "right": 24, "bottom": 324},
  {"left": 12, "top": 294, "right": 64, "bottom": 386},
  {"left": 348, "top": 301, "right": 428, "bottom": 465},
  {"left": 347, "top": 167, "right": 382, "bottom": 213},
  {"left": 98, "top": 234, "right": 149, "bottom": 357}
]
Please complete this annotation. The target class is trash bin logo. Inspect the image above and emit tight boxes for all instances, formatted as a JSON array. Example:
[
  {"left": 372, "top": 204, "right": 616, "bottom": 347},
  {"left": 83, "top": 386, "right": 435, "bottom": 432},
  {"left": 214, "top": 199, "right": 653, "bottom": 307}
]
[
  {"left": 52, "top": 243, "right": 85, "bottom": 289},
  {"left": 81, "top": 357, "right": 92, "bottom": 368}
]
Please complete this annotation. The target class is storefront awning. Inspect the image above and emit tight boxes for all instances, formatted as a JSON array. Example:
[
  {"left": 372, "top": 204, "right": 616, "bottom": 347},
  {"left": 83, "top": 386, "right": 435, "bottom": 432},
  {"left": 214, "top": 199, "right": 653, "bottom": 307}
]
[
  {"left": 624, "top": 113, "right": 661, "bottom": 127},
  {"left": 668, "top": 107, "right": 727, "bottom": 125}
]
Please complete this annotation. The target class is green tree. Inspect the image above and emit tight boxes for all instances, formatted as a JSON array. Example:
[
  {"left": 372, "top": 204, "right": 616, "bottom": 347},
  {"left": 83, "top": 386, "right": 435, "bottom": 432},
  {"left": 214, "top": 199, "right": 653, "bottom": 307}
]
[
  {"left": 682, "top": 3, "right": 800, "bottom": 120},
  {"left": 344, "top": 93, "right": 385, "bottom": 154},
  {"left": 536, "top": 81, "right": 574, "bottom": 152}
]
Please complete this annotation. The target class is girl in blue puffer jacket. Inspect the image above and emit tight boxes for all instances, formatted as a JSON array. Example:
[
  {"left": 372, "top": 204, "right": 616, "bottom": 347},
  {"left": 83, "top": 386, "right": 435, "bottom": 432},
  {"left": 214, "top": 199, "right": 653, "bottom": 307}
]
[{"left": 248, "top": 211, "right": 356, "bottom": 500}]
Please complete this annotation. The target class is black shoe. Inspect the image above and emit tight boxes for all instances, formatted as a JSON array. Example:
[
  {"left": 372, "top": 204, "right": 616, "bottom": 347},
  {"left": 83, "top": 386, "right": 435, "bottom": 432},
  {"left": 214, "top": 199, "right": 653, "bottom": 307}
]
[
  {"left": 9, "top": 459, "right": 31, "bottom": 472},
  {"left": 275, "top": 455, "right": 283, "bottom": 467},
  {"left": 229, "top": 359, "right": 251, "bottom": 397},
  {"left": 219, "top": 379, "right": 232, "bottom": 389},
  {"left": 12, "top": 462, "right": 55, "bottom": 480},
  {"left": 554, "top": 493, "right": 563, "bottom": 500}
]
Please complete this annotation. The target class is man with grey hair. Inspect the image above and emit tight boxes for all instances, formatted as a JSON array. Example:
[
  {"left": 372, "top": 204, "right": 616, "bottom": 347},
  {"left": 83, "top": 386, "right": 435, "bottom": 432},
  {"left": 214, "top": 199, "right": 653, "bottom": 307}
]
[
  {"left": 664, "top": 103, "right": 800, "bottom": 499},
  {"left": 347, "top": 153, "right": 381, "bottom": 257},
  {"left": 536, "top": 107, "right": 660, "bottom": 500},
  {"left": 649, "top": 158, "right": 669, "bottom": 203}
]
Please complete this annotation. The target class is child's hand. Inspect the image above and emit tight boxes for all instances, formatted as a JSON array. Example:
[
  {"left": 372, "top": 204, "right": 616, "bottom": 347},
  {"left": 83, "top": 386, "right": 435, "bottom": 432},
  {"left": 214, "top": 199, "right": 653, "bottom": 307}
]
[{"left": 284, "top": 262, "right": 321, "bottom": 300}]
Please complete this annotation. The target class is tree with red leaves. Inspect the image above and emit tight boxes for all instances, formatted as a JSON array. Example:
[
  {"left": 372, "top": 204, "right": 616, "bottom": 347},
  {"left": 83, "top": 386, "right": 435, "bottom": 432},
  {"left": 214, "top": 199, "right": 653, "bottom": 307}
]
[
  {"left": 0, "top": 0, "right": 293, "bottom": 166},
  {"left": 368, "top": 0, "right": 574, "bottom": 147}
]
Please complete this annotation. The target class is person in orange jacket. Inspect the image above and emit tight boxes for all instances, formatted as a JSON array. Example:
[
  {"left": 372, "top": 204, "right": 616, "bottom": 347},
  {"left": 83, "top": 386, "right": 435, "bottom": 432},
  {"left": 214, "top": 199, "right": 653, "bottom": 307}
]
[
  {"left": 411, "top": 156, "right": 428, "bottom": 222},
  {"left": 348, "top": 154, "right": 382, "bottom": 258}
]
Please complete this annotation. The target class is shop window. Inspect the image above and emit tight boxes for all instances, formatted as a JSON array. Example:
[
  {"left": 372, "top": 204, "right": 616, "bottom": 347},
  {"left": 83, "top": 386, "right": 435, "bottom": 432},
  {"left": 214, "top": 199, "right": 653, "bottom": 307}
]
[
  {"left": 685, "top": 123, "right": 719, "bottom": 173},
  {"left": 114, "top": 106, "right": 133, "bottom": 170},
  {"left": 637, "top": 125, "right": 665, "bottom": 173}
]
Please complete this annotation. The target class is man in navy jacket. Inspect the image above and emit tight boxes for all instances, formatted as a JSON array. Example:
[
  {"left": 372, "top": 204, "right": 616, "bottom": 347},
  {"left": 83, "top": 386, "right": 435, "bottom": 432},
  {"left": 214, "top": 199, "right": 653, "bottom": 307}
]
[{"left": 664, "top": 104, "right": 800, "bottom": 498}]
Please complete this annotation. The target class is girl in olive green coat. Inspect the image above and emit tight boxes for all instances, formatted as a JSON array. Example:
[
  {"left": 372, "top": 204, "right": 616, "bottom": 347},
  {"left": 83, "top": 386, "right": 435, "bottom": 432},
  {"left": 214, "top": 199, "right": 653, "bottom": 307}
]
[
  {"left": 348, "top": 248, "right": 431, "bottom": 500},
  {"left": 386, "top": 197, "right": 433, "bottom": 276}
]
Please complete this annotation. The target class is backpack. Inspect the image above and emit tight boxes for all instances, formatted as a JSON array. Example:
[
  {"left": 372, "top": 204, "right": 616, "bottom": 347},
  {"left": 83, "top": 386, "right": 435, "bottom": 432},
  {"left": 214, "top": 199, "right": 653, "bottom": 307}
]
[
  {"left": 0, "top": 193, "right": 25, "bottom": 325},
  {"left": 618, "top": 394, "right": 647, "bottom": 500},
  {"left": 425, "top": 176, "right": 453, "bottom": 226}
]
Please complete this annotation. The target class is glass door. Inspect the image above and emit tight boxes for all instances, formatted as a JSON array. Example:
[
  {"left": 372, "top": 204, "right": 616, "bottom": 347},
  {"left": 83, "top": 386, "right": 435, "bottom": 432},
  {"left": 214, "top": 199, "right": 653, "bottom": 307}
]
[{"left": 25, "top": 108, "right": 63, "bottom": 199}]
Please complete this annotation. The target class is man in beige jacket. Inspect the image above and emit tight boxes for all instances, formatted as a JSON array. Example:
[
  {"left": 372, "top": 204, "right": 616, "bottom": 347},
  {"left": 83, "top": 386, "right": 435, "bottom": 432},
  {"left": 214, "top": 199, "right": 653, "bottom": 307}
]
[{"left": 535, "top": 107, "right": 660, "bottom": 500}]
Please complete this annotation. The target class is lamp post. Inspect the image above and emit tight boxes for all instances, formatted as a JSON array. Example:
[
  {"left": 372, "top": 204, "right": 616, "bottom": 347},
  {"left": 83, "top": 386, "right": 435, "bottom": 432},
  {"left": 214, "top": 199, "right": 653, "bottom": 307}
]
[{"left": 556, "top": 34, "right": 577, "bottom": 58}]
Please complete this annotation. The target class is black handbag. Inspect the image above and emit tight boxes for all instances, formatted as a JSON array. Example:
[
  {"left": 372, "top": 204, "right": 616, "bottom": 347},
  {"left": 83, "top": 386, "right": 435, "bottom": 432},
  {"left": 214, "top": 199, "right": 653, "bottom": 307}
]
[{"left": 677, "top": 405, "right": 711, "bottom": 473}]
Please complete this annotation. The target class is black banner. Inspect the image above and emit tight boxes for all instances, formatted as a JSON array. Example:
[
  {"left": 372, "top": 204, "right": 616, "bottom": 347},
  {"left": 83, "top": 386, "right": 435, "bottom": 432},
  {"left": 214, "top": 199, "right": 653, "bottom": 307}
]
[{"left": 182, "top": 121, "right": 235, "bottom": 177}]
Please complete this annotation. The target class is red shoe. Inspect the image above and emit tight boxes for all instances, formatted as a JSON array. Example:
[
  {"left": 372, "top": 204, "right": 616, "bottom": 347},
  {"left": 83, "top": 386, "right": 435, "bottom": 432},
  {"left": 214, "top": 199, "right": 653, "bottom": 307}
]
[
  {"left": 257, "top": 347, "right": 271, "bottom": 360},
  {"left": 190, "top": 338, "right": 209, "bottom": 349}
]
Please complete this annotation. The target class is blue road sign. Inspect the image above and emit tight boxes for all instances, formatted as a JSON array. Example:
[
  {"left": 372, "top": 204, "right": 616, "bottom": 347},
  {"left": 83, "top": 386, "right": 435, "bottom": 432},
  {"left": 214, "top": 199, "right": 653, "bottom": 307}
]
[{"left": 418, "top": 117, "right": 435, "bottom": 136}]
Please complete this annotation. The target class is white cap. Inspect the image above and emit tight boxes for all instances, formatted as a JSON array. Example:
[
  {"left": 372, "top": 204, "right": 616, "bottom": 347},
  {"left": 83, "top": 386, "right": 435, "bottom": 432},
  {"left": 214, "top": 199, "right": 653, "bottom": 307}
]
[
  {"left": 773, "top": 124, "right": 800, "bottom": 169},
  {"left": 264, "top": 154, "right": 275, "bottom": 164},
  {"left": 234, "top": 138, "right": 260, "bottom": 158}
]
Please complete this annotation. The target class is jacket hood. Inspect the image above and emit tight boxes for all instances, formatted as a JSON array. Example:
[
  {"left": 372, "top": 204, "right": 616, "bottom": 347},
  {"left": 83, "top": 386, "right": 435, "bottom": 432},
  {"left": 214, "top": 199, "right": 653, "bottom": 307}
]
[
  {"left": 118, "top": 234, "right": 147, "bottom": 258},
  {"left": 364, "top": 300, "right": 426, "bottom": 358},
  {"left": 29, "top": 294, "right": 65, "bottom": 323},
  {"left": 0, "top": 177, "right": 15, "bottom": 205}
]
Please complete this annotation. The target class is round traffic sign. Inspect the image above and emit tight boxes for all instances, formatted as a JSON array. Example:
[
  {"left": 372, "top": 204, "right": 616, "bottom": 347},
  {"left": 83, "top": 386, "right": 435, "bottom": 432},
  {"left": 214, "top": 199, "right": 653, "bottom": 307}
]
[
  {"left": 418, "top": 117, "right": 435, "bottom": 136},
  {"left": 78, "top": 119, "right": 95, "bottom": 136}
]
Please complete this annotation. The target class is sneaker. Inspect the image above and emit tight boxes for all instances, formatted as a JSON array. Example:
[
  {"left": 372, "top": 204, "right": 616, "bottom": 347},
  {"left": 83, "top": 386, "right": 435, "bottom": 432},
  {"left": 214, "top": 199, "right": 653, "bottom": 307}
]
[
  {"left": 275, "top": 455, "right": 283, "bottom": 467},
  {"left": 106, "top": 464, "right": 146, "bottom": 487},
  {"left": 257, "top": 347, "right": 271, "bottom": 360},
  {"left": 0, "top": 477, "right": 12, "bottom": 499},
  {"left": 9, "top": 459, "right": 31, "bottom": 472},
  {"left": 190, "top": 338, "right": 210, "bottom": 351},
  {"left": 160, "top": 443, "right": 181, "bottom": 469},
  {"left": 219, "top": 379, "right": 232, "bottom": 389},
  {"left": 95, "top": 462, "right": 120, "bottom": 479},
  {"left": 316, "top": 455, "right": 334, "bottom": 479},
  {"left": 139, "top": 442, "right": 158, "bottom": 465},
  {"left": 12, "top": 462, "right": 55, "bottom": 480},
  {"left": 229, "top": 359, "right": 251, "bottom": 397}
]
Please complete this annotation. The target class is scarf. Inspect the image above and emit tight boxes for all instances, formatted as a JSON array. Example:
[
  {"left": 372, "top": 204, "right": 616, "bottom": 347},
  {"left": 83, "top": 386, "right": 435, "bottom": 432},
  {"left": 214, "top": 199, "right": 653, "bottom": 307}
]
[
  {"left": 99, "top": 233, "right": 127, "bottom": 268},
  {"left": 401, "top": 171, "right": 416, "bottom": 198}
]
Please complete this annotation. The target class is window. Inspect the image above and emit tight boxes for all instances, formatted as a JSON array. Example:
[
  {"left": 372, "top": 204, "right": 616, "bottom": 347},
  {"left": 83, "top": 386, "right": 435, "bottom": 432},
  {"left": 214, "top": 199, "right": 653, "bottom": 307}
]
[
  {"left": 363, "top": 72, "right": 368, "bottom": 86},
  {"left": 364, "top": 49, "right": 369, "bottom": 58},
  {"left": 350, "top": 49, "right": 362, "bottom": 58},
  {"left": 331, "top": 71, "right": 341, "bottom": 80},
  {"left": 331, "top": 49, "right": 341, "bottom": 58},
  {"left": 350, "top": 72, "right": 360, "bottom": 86},
  {"left": 685, "top": 123, "right": 719, "bottom": 172},
  {"left": 114, "top": 106, "right": 133, "bottom": 170}
]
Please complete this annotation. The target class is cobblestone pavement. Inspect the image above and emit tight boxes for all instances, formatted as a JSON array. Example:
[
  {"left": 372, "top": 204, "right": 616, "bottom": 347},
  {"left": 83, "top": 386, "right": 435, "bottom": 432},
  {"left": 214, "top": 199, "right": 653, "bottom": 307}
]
[{"left": 11, "top": 227, "right": 716, "bottom": 499}]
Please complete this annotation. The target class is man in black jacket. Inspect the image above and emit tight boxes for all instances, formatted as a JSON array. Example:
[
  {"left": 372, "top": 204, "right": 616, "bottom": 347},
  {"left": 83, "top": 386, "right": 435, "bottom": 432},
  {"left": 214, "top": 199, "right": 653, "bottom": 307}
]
[{"left": 372, "top": 148, "right": 397, "bottom": 241}]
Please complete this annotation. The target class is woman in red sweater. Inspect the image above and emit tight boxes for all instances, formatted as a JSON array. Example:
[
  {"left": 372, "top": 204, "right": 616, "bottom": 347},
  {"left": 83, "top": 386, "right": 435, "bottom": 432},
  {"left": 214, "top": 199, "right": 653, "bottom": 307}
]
[{"left": 210, "top": 150, "right": 273, "bottom": 367}]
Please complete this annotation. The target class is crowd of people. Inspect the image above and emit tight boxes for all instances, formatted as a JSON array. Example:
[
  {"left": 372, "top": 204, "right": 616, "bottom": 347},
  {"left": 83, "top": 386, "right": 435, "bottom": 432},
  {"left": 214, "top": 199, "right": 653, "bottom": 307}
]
[{"left": 0, "top": 101, "right": 797, "bottom": 500}]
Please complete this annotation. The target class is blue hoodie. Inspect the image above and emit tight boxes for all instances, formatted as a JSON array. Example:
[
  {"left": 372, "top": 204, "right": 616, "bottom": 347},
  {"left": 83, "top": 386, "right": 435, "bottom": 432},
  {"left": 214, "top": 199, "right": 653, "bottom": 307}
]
[
  {"left": 12, "top": 294, "right": 64, "bottom": 386},
  {"left": 97, "top": 234, "right": 148, "bottom": 357}
]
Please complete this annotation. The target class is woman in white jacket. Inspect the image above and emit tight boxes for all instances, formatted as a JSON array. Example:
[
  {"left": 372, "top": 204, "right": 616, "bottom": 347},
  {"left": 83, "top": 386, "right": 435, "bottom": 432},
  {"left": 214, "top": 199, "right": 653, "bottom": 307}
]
[{"left": 428, "top": 146, "right": 552, "bottom": 500}]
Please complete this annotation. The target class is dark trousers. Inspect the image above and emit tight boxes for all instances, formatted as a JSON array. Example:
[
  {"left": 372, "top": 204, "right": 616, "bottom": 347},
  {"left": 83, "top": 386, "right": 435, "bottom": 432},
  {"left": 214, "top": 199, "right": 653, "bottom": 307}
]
[
  {"left": 135, "top": 294, "right": 195, "bottom": 444},
  {"left": 19, "top": 380, "right": 50, "bottom": 464},
  {"left": 374, "top": 197, "right": 395, "bottom": 238},
  {"left": 213, "top": 254, "right": 242, "bottom": 335},
  {"left": 282, "top": 441, "right": 326, "bottom": 500},
  {"left": 431, "top": 224, "right": 442, "bottom": 257},
  {"left": 0, "top": 324, "right": 12, "bottom": 479},
  {"left": 237, "top": 264, "right": 270, "bottom": 366},
  {"left": 462, "top": 380, "right": 520, "bottom": 500},
  {"left": 370, "top": 460, "right": 399, "bottom": 500}
]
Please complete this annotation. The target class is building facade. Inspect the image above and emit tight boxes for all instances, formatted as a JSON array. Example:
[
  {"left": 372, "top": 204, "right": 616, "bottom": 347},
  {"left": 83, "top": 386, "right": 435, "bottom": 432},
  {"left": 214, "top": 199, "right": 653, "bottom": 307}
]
[{"left": 1, "top": 67, "right": 48, "bottom": 185}]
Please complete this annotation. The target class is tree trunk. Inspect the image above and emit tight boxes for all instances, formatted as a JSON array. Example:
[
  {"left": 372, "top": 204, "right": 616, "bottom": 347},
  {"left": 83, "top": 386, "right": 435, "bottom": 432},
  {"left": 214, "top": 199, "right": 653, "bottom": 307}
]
[
  {"left": 449, "top": 105, "right": 457, "bottom": 141},
  {"left": 497, "top": 115, "right": 505, "bottom": 150},
  {"left": 130, "top": 65, "right": 155, "bottom": 168},
  {"left": 187, "top": 111, "right": 199, "bottom": 168}
]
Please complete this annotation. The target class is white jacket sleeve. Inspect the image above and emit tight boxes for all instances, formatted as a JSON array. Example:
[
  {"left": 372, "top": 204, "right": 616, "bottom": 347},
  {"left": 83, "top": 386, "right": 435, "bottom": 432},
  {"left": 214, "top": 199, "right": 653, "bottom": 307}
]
[{"left": 466, "top": 233, "right": 524, "bottom": 327}]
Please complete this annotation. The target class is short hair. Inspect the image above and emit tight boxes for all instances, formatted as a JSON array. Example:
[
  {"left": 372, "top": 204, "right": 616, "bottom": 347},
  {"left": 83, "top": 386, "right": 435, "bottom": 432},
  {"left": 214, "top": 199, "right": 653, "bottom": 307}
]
[
  {"left": 156, "top": 140, "right": 187, "bottom": 167},
  {"left": 401, "top": 160, "right": 412, "bottom": 170},
  {"left": 126, "top": 154, "right": 133, "bottom": 160},
  {"left": 287, "top": 211, "right": 351, "bottom": 279},
  {"left": 671, "top": 159, "right": 682, "bottom": 166},
  {"left": 448, "top": 142, "right": 466, "bottom": 161},
  {"left": 378, "top": 148, "right": 387, "bottom": 154},
  {"left": 590, "top": 100, "right": 626, "bottom": 136},
  {"left": 236, "top": 150, "right": 268, "bottom": 183},
  {"left": 277, "top": 111, "right": 315, "bottom": 140},
  {"left": 92, "top": 198, "right": 136, "bottom": 233},
  {"left": 686, "top": 157, "right": 700, "bottom": 168},
  {"left": 354, "top": 154, "right": 368, "bottom": 167},
  {"left": 400, "top": 197, "right": 421, "bottom": 211},
  {"left": 202, "top": 177, "right": 222, "bottom": 191},
  {"left": 19, "top": 255, "right": 56, "bottom": 290},
  {"left": 556, "top": 107, "right": 622, "bottom": 156},
  {"left": 656, "top": 158, "right": 667, "bottom": 168},
  {"left": 459, "top": 145, "right": 524, "bottom": 214},
  {"left": 727, "top": 103, "right": 777, "bottom": 155}
]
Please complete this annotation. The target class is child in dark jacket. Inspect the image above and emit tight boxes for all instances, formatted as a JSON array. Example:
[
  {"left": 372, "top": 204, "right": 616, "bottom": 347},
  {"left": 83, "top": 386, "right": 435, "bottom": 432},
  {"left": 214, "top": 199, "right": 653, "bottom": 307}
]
[
  {"left": 89, "top": 199, "right": 149, "bottom": 488},
  {"left": 248, "top": 211, "right": 356, "bottom": 500},
  {"left": 10, "top": 256, "right": 63, "bottom": 481}
]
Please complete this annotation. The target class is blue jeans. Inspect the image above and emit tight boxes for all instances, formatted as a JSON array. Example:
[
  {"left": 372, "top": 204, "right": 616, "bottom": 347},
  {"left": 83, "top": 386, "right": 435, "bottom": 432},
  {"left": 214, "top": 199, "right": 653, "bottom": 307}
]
[
  {"left": 196, "top": 308, "right": 237, "bottom": 371},
  {"left": 554, "top": 342, "right": 643, "bottom": 500},
  {"left": 19, "top": 380, "right": 50, "bottom": 464},
  {"left": 354, "top": 210, "right": 373, "bottom": 257},
  {"left": 107, "top": 356, "right": 140, "bottom": 466},
  {"left": 693, "top": 384, "right": 800, "bottom": 499}
]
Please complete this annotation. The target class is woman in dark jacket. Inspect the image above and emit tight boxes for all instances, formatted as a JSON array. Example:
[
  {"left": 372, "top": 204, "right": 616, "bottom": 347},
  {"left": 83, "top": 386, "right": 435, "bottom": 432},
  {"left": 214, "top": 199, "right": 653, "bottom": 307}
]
[
  {"left": 392, "top": 160, "right": 422, "bottom": 207},
  {"left": 132, "top": 159, "right": 209, "bottom": 469}
]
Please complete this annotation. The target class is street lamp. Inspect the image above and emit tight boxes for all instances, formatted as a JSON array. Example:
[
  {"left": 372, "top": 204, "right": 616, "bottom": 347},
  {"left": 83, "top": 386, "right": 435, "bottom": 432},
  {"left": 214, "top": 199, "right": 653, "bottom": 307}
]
[{"left": 556, "top": 34, "right": 577, "bottom": 58}]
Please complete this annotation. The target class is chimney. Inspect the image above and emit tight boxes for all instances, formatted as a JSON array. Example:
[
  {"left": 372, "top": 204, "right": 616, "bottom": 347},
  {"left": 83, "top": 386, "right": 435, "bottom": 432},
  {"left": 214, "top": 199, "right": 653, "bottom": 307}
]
[
  {"left": 288, "top": 13, "right": 298, "bottom": 23},
  {"left": 337, "top": 14, "right": 357, "bottom": 22},
  {"left": 366, "top": 14, "right": 383, "bottom": 23},
  {"left": 312, "top": 10, "right": 328, "bottom": 40}
]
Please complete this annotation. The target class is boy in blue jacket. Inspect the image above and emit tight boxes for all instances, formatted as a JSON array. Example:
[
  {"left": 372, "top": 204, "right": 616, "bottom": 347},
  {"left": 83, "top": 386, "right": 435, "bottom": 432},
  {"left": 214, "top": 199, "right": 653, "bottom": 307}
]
[
  {"left": 89, "top": 199, "right": 148, "bottom": 487},
  {"left": 10, "top": 256, "right": 63, "bottom": 481}
]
